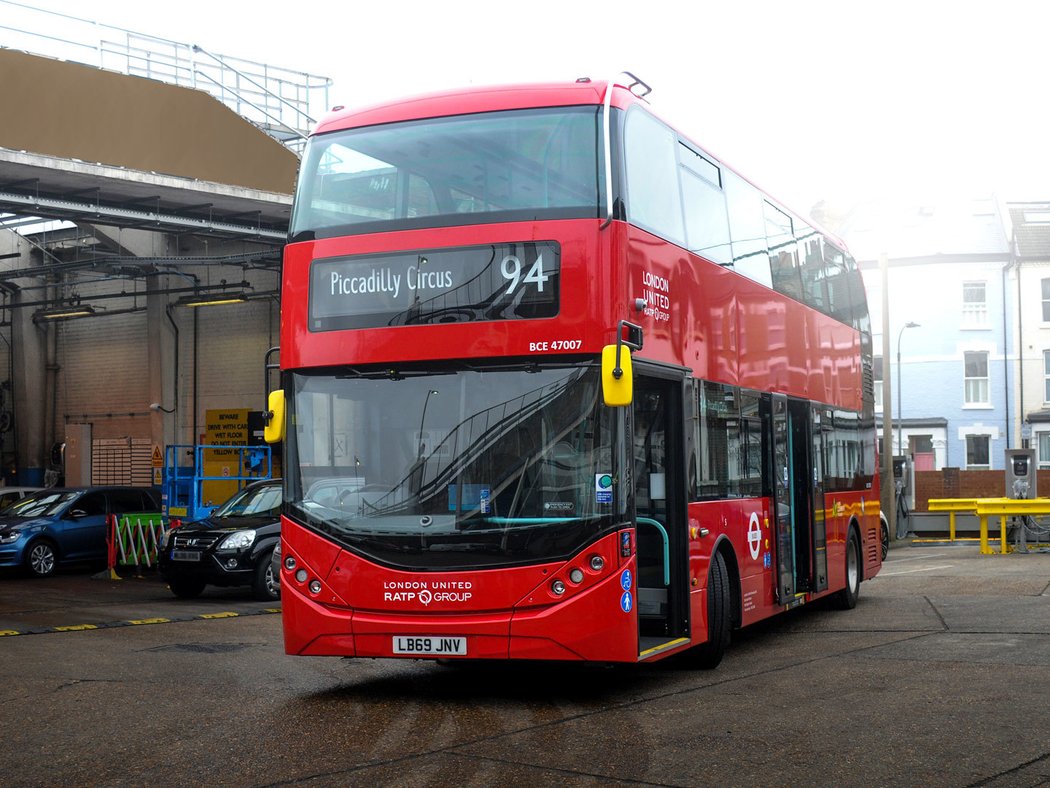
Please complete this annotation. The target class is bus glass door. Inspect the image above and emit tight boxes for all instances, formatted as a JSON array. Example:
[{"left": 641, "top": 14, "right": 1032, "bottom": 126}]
[
  {"left": 768, "top": 394, "right": 819, "bottom": 603},
  {"left": 632, "top": 372, "right": 688, "bottom": 654}
]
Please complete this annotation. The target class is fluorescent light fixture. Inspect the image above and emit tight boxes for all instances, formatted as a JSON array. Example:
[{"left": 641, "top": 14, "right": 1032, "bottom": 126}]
[
  {"left": 176, "top": 292, "right": 248, "bottom": 308},
  {"left": 33, "top": 304, "right": 97, "bottom": 321}
]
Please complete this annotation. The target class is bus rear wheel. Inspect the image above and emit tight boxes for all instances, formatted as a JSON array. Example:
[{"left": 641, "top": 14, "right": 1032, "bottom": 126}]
[
  {"left": 687, "top": 550, "right": 731, "bottom": 669},
  {"left": 833, "top": 528, "right": 861, "bottom": 610}
]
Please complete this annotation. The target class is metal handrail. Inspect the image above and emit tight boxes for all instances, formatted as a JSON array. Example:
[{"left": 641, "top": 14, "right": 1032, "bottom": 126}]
[{"left": 0, "top": 0, "right": 329, "bottom": 145}]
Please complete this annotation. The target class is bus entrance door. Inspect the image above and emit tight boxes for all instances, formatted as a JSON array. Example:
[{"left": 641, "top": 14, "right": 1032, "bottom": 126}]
[
  {"left": 768, "top": 395, "right": 824, "bottom": 605},
  {"left": 632, "top": 373, "right": 688, "bottom": 654}
]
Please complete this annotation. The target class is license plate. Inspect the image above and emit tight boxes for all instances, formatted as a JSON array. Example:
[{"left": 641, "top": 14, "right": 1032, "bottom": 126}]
[
  {"left": 392, "top": 635, "right": 467, "bottom": 656},
  {"left": 171, "top": 550, "right": 201, "bottom": 562}
]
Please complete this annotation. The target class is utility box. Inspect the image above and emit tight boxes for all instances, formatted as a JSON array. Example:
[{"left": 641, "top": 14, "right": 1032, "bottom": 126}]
[{"left": 1005, "top": 448, "right": 1036, "bottom": 499}]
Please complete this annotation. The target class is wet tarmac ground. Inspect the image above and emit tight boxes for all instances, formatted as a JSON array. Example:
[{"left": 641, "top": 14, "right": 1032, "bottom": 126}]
[{"left": 0, "top": 543, "right": 1048, "bottom": 787}]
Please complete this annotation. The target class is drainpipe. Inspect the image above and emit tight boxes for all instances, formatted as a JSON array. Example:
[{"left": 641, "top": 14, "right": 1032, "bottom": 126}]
[
  {"left": 1002, "top": 261, "right": 1011, "bottom": 448},
  {"left": 1017, "top": 255, "right": 1026, "bottom": 448},
  {"left": 164, "top": 304, "right": 180, "bottom": 436}
]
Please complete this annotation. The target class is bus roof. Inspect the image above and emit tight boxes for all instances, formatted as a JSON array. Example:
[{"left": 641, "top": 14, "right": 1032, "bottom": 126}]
[
  {"left": 311, "top": 78, "right": 849, "bottom": 252},
  {"left": 314, "top": 79, "right": 633, "bottom": 135}
]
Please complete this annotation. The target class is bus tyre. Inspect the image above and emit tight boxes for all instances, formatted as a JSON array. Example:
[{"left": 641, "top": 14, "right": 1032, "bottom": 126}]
[
  {"left": 834, "top": 528, "right": 861, "bottom": 610},
  {"left": 689, "top": 550, "right": 731, "bottom": 669}
]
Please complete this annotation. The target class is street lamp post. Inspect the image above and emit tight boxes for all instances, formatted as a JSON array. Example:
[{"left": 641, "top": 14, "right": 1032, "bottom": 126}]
[{"left": 896, "top": 321, "right": 920, "bottom": 457}]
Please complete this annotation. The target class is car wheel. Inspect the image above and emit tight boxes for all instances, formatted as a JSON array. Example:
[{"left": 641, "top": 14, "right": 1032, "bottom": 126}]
[
  {"left": 833, "top": 528, "right": 861, "bottom": 610},
  {"left": 168, "top": 578, "right": 206, "bottom": 599},
  {"left": 686, "top": 550, "right": 731, "bottom": 669},
  {"left": 252, "top": 547, "right": 280, "bottom": 601},
  {"left": 25, "top": 539, "right": 57, "bottom": 578}
]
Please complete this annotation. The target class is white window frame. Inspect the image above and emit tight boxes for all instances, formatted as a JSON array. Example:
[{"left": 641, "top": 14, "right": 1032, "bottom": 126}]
[
  {"left": 1044, "top": 350, "right": 1050, "bottom": 405},
  {"left": 961, "top": 281, "right": 987, "bottom": 329},
  {"left": 963, "top": 350, "right": 990, "bottom": 406},
  {"left": 1038, "top": 431, "right": 1050, "bottom": 470}
]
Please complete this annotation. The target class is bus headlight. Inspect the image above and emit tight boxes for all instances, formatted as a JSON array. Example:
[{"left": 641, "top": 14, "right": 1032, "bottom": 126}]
[{"left": 551, "top": 579, "right": 566, "bottom": 596}]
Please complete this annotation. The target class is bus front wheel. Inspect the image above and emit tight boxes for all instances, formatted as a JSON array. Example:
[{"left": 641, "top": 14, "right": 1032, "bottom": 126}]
[{"left": 687, "top": 550, "right": 731, "bottom": 669}]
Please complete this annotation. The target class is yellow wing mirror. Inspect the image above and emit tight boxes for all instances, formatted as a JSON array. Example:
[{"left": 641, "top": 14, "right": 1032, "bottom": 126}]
[
  {"left": 601, "top": 321, "right": 643, "bottom": 407},
  {"left": 264, "top": 389, "right": 286, "bottom": 444}
]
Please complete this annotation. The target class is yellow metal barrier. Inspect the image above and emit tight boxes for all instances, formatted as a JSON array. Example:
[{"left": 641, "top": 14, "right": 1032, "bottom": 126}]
[
  {"left": 927, "top": 498, "right": 982, "bottom": 543},
  {"left": 973, "top": 498, "right": 1050, "bottom": 555},
  {"left": 927, "top": 497, "right": 1050, "bottom": 555}
]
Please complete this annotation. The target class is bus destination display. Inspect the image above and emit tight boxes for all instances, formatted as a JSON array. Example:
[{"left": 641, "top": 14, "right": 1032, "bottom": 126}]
[{"left": 309, "top": 241, "right": 560, "bottom": 330}]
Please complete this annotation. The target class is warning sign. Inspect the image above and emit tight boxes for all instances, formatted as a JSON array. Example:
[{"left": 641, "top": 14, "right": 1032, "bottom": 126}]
[
  {"left": 204, "top": 408, "right": 249, "bottom": 505},
  {"left": 151, "top": 445, "right": 163, "bottom": 468}
]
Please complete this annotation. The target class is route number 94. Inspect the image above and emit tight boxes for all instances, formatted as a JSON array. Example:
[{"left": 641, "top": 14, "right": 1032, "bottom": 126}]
[{"left": 501, "top": 254, "right": 549, "bottom": 293}]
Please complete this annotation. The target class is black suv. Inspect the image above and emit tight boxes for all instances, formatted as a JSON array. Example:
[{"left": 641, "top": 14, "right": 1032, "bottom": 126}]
[{"left": 158, "top": 479, "right": 281, "bottom": 601}]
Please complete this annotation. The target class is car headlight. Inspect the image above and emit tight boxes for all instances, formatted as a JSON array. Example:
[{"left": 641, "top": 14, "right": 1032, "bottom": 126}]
[
  {"left": 158, "top": 529, "right": 172, "bottom": 550},
  {"left": 0, "top": 529, "right": 22, "bottom": 544},
  {"left": 217, "top": 529, "right": 256, "bottom": 551}
]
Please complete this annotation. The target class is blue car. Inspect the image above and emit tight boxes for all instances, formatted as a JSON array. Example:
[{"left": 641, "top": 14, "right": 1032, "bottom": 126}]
[{"left": 0, "top": 486, "right": 160, "bottom": 577}]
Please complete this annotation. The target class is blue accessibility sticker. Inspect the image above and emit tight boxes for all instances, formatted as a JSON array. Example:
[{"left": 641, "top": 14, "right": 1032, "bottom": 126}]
[
  {"left": 763, "top": 551, "right": 772, "bottom": 569},
  {"left": 620, "top": 590, "right": 633, "bottom": 613},
  {"left": 620, "top": 569, "right": 632, "bottom": 591}
]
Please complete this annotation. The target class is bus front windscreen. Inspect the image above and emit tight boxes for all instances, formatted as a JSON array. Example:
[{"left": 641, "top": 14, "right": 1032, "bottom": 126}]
[
  {"left": 289, "top": 106, "right": 602, "bottom": 240},
  {"left": 286, "top": 364, "right": 624, "bottom": 569}
]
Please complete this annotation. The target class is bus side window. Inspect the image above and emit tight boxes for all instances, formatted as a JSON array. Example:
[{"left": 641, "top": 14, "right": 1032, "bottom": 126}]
[
  {"left": 624, "top": 107, "right": 686, "bottom": 247},
  {"left": 765, "top": 202, "right": 802, "bottom": 301},
  {"left": 724, "top": 171, "right": 771, "bottom": 287},
  {"left": 679, "top": 143, "right": 731, "bottom": 265},
  {"left": 798, "top": 232, "right": 829, "bottom": 312}
]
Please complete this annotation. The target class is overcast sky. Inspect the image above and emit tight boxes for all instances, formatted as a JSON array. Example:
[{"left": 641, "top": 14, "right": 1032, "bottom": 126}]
[{"left": 6, "top": 0, "right": 1050, "bottom": 216}]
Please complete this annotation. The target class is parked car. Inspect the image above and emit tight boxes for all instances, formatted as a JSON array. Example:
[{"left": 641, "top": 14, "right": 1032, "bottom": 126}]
[
  {"left": 0, "top": 486, "right": 161, "bottom": 577},
  {"left": 158, "top": 478, "right": 281, "bottom": 601},
  {"left": 270, "top": 537, "right": 282, "bottom": 591},
  {"left": 0, "top": 486, "right": 43, "bottom": 513}
]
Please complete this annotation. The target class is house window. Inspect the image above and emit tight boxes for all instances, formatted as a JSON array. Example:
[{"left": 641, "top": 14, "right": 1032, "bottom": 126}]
[
  {"left": 1042, "top": 279, "right": 1050, "bottom": 322},
  {"left": 965, "top": 434, "right": 990, "bottom": 469},
  {"left": 961, "top": 282, "right": 986, "bottom": 327},
  {"left": 964, "top": 351, "right": 989, "bottom": 405},
  {"left": 873, "top": 356, "right": 883, "bottom": 409},
  {"left": 1038, "top": 433, "right": 1050, "bottom": 470},
  {"left": 1045, "top": 351, "right": 1050, "bottom": 403}
]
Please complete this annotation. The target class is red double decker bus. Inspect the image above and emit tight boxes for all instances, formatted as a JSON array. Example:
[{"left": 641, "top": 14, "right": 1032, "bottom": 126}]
[{"left": 266, "top": 73, "right": 881, "bottom": 667}]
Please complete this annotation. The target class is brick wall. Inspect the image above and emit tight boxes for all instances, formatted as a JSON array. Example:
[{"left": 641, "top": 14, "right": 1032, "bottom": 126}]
[{"left": 914, "top": 469, "right": 1050, "bottom": 510}]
